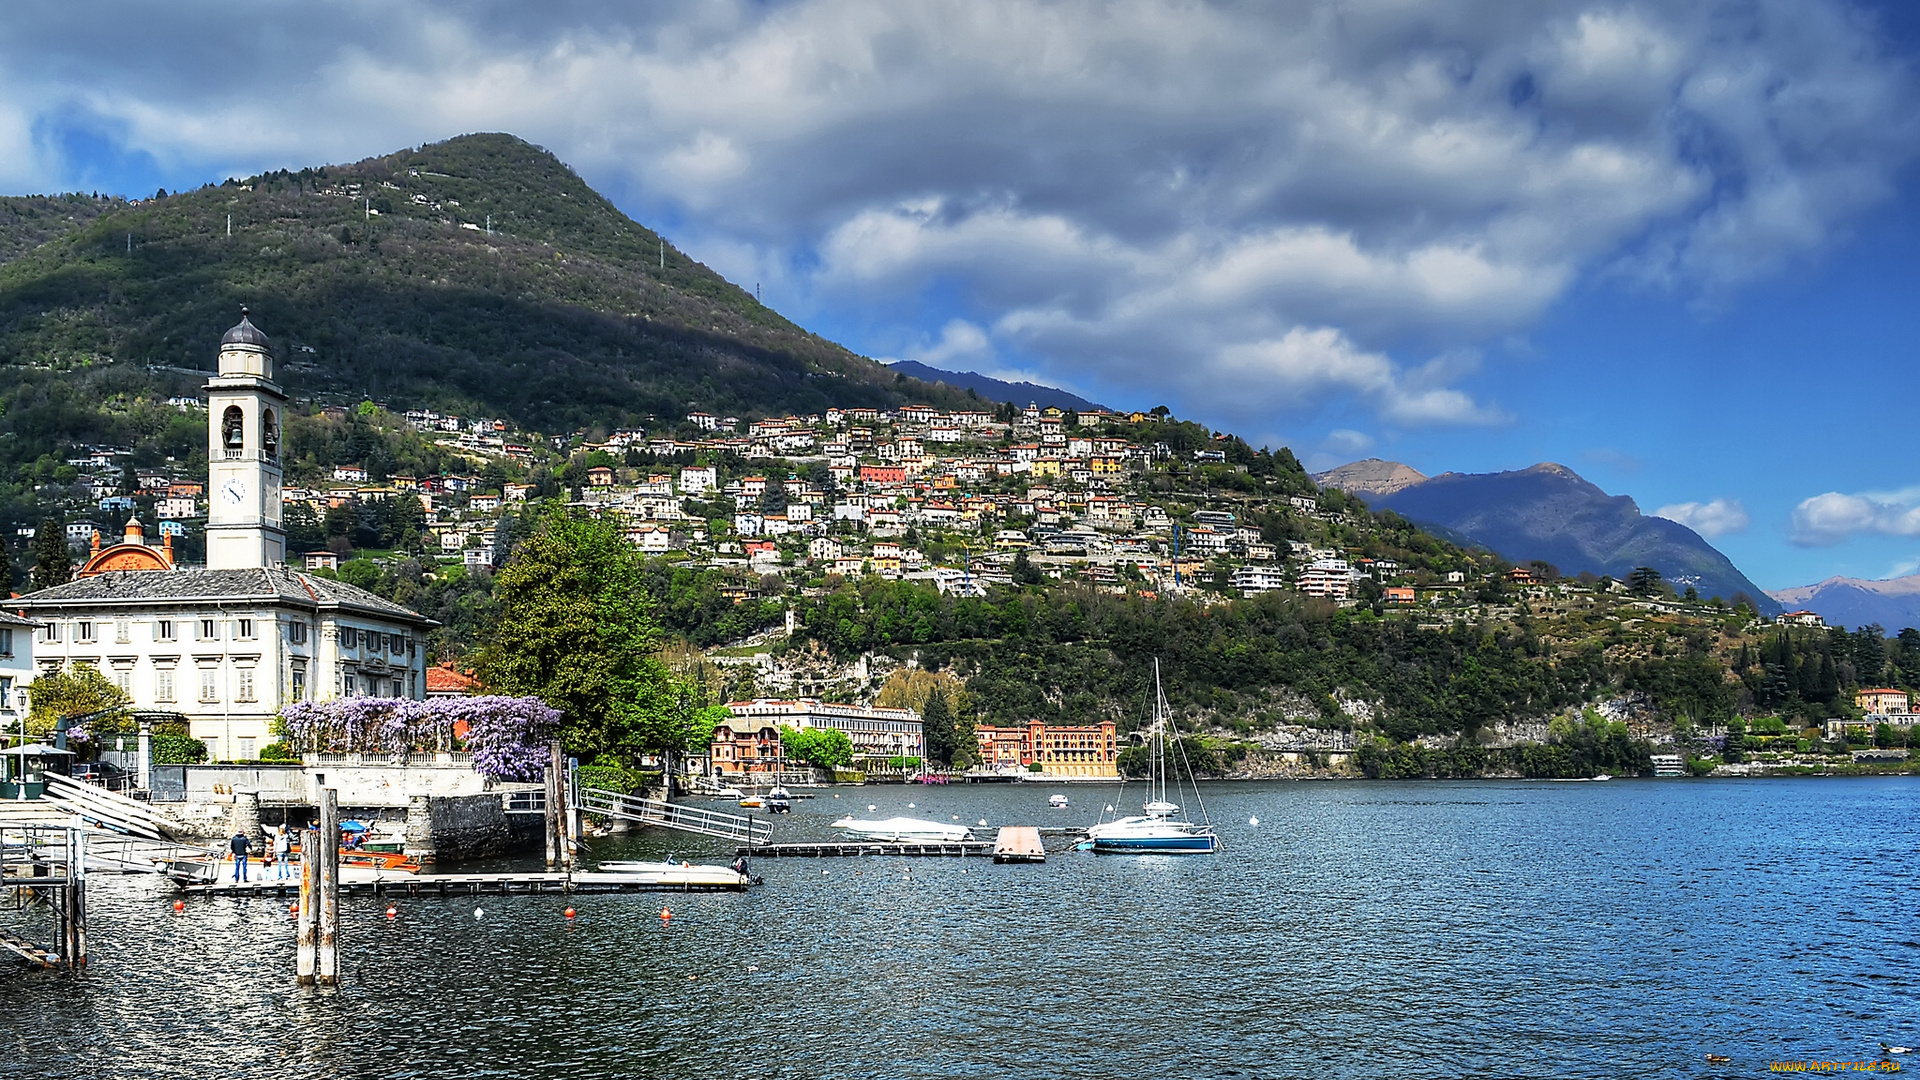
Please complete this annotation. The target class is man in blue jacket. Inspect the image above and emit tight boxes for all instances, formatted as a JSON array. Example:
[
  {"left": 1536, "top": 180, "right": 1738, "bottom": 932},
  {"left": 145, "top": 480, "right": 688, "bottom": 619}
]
[{"left": 229, "top": 831, "right": 251, "bottom": 882}]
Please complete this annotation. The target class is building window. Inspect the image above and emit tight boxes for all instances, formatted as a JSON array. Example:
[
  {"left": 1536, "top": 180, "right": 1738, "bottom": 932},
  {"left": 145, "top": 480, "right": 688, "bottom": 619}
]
[
  {"left": 391, "top": 678, "right": 404, "bottom": 698},
  {"left": 155, "top": 620, "right": 175, "bottom": 641},
  {"left": 200, "top": 669, "right": 219, "bottom": 703},
  {"left": 40, "top": 623, "right": 58, "bottom": 643},
  {"left": 155, "top": 669, "right": 175, "bottom": 703},
  {"left": 288, "top": 621, "right": 307, "bottom": 645},
  {"left": 76, "top": 621, "right": 94, "bottom": 643},
  {"left": 199, "top": 619, "right": 217, "bottom": 641},
  {"left": 0, "top": 628, "right": 11, "bottom": 658},
  {"left": 237, "top": 618, "right": 254, "bottom": 639},
  {"left": 236, "top": 668, "right": 256, "bottom": 702},
  {"left": 114, "top": 619, "right": 131, "bottom": 644},
  {"left": 291, "top": 666, "right": 307, "bottom": 701},
  {"left": 340, "top": 628, "right": 357, "bottom": 649},
  {"left": 239, "top": 737, "right": 257, "bottom": 760},
  {"left": 113, "top": 667, "right": 132, "bottom": 695}
]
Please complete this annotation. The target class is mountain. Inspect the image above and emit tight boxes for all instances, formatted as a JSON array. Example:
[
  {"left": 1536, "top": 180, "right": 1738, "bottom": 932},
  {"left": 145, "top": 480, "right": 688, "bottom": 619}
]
[
  {"left": 0, "top": 133, "right": 973, "bottom": 452},
  {"left": 1768, "top": 575, "right": 1920, "bottom": 633},
  {"left": 1331, "top": 461, "right": 1781, "bottom": 613},
  {"left": 885, "top": 359, "right": 1104, "bottom": 412},
  {"left": 1311, "top": 458, "right": 1427, "bottom": 499}
]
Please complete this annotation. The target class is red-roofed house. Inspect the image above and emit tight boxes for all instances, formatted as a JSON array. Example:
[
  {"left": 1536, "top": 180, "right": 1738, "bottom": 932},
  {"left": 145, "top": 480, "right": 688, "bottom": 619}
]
[{"left": 426, "top": 665, "right": 477, "bottom": 698}]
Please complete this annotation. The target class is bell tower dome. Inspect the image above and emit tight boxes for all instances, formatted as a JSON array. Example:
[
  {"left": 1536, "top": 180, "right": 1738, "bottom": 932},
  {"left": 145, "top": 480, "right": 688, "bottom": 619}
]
[{"left": 205, "top": 308, "right": 287, "bottom": 569}]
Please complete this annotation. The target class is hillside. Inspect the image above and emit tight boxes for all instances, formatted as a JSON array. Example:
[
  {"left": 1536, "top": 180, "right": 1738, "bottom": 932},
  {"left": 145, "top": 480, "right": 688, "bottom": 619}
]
[
  {"left": 0, "top": 133, "right": 973, "bottom": 452},
  {"left": 1351, "top": 463, "right": 1781, "bottom": 613},
  {"left": 886, "top": 360, "right": 1105, "bottom": 412},
  {"left": 1769, "top": 574, "right": 1920, "bottom": 633},
  {"left": 0, "top": 194, "right": 125, "bottom": 265}
]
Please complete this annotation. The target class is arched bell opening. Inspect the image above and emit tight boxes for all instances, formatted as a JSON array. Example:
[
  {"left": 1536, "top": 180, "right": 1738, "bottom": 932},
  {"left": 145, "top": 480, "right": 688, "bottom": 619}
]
[{"left": 222, "top": 405, "right": 245, "bottom": 457}]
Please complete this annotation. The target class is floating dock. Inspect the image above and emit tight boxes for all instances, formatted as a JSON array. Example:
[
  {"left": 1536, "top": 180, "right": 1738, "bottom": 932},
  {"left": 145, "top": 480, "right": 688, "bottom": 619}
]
[
  {"left": 992, "top": 826, "right": 1045, "bottom": 864},
  {"left": 737, "top": 841, "right": 992, "bottom": 858},
  {"left": 179, "top": 870, "right": 750, "bottom": 897}
]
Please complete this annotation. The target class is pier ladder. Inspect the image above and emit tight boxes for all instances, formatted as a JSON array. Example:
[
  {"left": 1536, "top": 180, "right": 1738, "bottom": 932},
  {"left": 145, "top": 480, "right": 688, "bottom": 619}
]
[{"left": 573, "top": 787, "right": 774, "bottom": 844}]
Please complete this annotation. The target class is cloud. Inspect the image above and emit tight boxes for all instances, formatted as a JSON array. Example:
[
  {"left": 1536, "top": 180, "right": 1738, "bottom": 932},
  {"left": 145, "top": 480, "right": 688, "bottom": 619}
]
[
  {"left": 1653, "top": 498, "right": 1751, "bottom": 539},
  {"left": 1791, "top": 489, "right": 1920, "bottom": 547},
  {"left": 0, "top": 1, "right": 1913, "bottom": 428}
]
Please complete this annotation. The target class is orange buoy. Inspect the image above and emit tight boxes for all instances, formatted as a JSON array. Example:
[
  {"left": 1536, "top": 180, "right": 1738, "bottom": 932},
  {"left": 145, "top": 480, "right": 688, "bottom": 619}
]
[
  {"left": 563, "top": 907, "right": 576, "bottom": 919},
  {"left": 288, "top": 902, "right": 298, "bottom": 915},
  {"left": 385, "top": 906, "right": 397, "bottom": 920},
  {"left": 173, "top": 900, "right": 184, "bottom": 912},
  {"left": 660, "top": 907, "right": 673, "bottom": 921}
]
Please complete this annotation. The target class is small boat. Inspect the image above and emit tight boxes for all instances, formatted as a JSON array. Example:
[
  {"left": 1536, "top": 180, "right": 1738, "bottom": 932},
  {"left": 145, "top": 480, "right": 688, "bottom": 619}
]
[
  {"left": 738, "top": 795, "right": 765, "bottom": 808},
  {"left": 1083, "top": 660, "right": 1218, "bottom": 855},
  {"left": 1049, "top": 794, "right": 1070, "bottom": 809},
  {"left": 713, "top": 785, "right": 745, "bottom": 799},
  {"left": 767, "top": 786, "right": 792, "bottom": 814},
  {"left": 592, "top": 859, "right": 756, "bottom": 888},
  {"left": 829, "top": 816, "right": 975, "bottom": 843}
]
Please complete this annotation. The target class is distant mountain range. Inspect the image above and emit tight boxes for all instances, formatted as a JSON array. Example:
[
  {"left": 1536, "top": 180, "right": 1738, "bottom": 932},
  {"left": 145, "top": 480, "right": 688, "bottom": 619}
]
[
  {"left": 886, "top": 360, "right": 1104, "bottom": 412},
  {"left": 1316, "top": 459, "right": 1782, "bottom": 614},
  {"left": 1768, "top": 575, "right": 1920, "bottom": 633}
]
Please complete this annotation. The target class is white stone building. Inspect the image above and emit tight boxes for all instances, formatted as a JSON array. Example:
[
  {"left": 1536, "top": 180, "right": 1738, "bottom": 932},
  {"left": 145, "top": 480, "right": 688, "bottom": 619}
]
[{"left": 14, "top": 312, "right": 434, "bottom": 762}]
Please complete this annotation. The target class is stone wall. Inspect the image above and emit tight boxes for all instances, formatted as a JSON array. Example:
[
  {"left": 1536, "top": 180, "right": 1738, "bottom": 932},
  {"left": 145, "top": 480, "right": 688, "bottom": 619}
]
[{"left": 401, "top": 793, "right": 545, "bottom": 863}]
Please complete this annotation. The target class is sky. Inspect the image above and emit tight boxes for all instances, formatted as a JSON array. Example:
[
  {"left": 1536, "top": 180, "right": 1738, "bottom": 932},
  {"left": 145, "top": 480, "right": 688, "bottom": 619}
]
[{"left": 3, "top": 0, "right": 1919, "bottom": 592}]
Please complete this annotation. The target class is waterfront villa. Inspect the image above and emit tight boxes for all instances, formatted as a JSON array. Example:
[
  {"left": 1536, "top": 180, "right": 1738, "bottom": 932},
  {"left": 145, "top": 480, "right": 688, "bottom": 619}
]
[
  {"left": 972, "top": 719, "right": 1119, "bottom": 778},
  {"left": 13, "top": 313, "right": 434, "bottom": 761},
  {"left": 719, "top": 698, "right": 923, "bottom": 768}
]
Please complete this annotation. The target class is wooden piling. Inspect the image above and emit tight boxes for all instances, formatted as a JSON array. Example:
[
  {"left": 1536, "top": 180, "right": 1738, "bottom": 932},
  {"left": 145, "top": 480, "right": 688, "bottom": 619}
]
[
  {"left": 296, "top": 828, "right": 316, "bottom": 985},
  {"left": 543, "top": 752, "right": 559, "bottom": 870},
  {"left": 317, "top": 788, "right": 340, "bottom": 986},
  {"left": 553, "top": 742, "right": 574, "bottom": 870}
]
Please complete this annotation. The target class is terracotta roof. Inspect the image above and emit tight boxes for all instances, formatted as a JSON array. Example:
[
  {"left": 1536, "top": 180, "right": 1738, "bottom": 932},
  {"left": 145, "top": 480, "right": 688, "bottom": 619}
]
[{"left": 426, "top": 666, "right": 476, "bottom": 694}]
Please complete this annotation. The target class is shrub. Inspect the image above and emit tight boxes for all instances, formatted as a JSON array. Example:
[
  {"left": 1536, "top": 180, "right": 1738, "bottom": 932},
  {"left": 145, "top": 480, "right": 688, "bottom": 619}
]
[{"left": 152, "top": 734, "right": 207, "bottom": 764}]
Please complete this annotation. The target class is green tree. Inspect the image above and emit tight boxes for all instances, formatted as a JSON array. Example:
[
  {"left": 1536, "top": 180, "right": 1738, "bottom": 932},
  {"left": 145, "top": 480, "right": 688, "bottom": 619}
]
[
  {"left": 25, "top": 665, "right": 131, "bottom": 739},
  {"left": 471, "top": 507, "right": 676, "bottom": 759},
  {"left": 30, "top": 519, "right": 71, "bottom": 591},
  {"left": 1627, "top": 566, "right": 1664, "bottom": 597},
  {"left": 780, "top": 726, "right": 853, "bottom": 769},
  {"left": 1011, "top": 549, "right": 1044, "bottom": 586},
  {"left": 921, "top": 683, "right": 956, "bottom": 766}
]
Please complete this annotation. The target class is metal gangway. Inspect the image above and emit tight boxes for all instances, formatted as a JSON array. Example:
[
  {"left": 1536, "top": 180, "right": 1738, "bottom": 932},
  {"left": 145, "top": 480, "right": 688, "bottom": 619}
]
[
  {"left": 40, "top": 774, "right": 179, "bottom": 841},
  {"left": 573, "top": 787, "right": 774, "bottom": 844}
]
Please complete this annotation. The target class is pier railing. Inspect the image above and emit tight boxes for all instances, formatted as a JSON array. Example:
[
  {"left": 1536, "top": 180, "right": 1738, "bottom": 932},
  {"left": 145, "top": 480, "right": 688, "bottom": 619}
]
[{"left": 573, "top": 787, "right": 774, "bottom": 844}]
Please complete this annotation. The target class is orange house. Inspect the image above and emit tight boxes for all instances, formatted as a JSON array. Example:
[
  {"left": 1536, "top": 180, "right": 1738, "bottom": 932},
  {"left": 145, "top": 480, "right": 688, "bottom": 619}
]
[{"left": 972, "top": 719, "right": 1119, "bottom": 778}]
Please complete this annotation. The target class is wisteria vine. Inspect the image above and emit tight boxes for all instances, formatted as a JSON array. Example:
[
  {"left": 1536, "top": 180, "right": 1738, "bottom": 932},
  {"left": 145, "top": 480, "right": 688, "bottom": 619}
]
[{"left": 280, "top": 696, "right": 560, "bottom": 781}]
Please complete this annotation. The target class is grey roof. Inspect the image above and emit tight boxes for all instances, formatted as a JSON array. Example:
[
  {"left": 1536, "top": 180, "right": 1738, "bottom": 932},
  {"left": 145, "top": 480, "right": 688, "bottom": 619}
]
[
  {"left": 220, "top": 309, "right": 271, "bottom": 349},
  {"left": 0, "top": 611, "right": 40, "bottom": 628},
  {"left": 12, "top": 567, "right": 435, "bottom": 627}
]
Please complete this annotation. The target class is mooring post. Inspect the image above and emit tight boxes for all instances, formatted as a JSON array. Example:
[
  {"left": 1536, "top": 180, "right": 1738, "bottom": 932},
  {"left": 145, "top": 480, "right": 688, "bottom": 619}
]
[
  {"left": 71, "top": 826, "right": 86, "bottom": 967},
  {"left": 296, "top": 827, "right": 317, "bottom": 984},
  {"left": 317, "top": 788, "right": 340, "bottom": 986},
  {"left": 543, "top": 748, "right": 559, "bottom": 870},
  {"left": 554, "top": 742, "right": 574, "bottom": 870}
]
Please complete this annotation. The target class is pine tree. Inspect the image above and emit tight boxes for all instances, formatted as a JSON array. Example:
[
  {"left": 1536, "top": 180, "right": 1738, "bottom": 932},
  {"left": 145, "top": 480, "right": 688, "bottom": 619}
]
[
  {"left": 0, "top": 541, "right": 12, "bottom": 594},
  {"left": 31, "top": 519, "right": 72, "bottom": 590}
]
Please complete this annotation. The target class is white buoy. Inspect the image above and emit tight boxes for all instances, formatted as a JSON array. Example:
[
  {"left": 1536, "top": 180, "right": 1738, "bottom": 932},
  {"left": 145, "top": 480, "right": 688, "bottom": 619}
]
[
  {"left": 1105, "top": 805, "right": 1114, "bottom": 813},
  {"left": 1249, "top": 816, "right": 1259, "bottom": 826},
  {"left": 474, "top": 907, "right": 485, "bottom": 919},
  {"left": 747, "top": 965, "right": 760, "bottom": 973},
  {"left": 907, "top": 802, "right": 916, "bottom": 809},
  {"left": 978, "top": 819, "right": 988, "bottom": 826},
  {"left": 868, "top": 804, "right": 877, "bottom": 812}
]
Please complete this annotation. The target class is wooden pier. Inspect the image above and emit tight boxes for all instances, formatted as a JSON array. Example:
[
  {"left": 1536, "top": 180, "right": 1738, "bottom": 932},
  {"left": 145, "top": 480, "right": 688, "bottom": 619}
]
[
  {"left": 992, "top": 826, "right": 1046, "bottom": 864},
  {"left": 737, "top": 841, "right": 992, "bottom": 858},
  {"left": 182, "top": 869, "right": 752, "bottom": 897}
]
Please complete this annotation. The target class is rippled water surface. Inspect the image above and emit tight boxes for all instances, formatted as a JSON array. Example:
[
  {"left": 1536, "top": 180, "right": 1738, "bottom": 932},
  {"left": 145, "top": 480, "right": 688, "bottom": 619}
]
[{"left": 4, "top": 778, "right": 1917, "bottom": 1079}]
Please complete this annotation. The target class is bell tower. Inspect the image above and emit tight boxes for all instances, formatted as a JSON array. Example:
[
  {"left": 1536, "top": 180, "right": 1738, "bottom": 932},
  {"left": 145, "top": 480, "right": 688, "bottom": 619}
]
[{"left": 205, "top": 308, "right": 287, "bottom": 569}]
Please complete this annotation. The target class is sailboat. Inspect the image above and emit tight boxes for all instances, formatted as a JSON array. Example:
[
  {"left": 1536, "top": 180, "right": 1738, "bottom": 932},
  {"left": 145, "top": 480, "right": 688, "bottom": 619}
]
[{"left": 1082, "top": 660, "right": 1219, "bottom": 854}]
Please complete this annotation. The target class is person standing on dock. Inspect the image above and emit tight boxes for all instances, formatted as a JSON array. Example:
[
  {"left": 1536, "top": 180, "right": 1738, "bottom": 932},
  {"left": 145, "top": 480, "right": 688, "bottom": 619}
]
[
  {"left": 272, "top": 827, "right": 291, "bottom": 881},
  {"left": 229, "top": 831, "right": 252, "bottom": 883}
]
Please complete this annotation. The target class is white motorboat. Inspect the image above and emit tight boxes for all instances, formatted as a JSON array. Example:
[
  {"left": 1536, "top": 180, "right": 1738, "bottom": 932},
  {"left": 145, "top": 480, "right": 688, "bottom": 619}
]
[
  {"left": 1081, "top": 660, "right": 1218, "bottom": 855},
  {"left": 829, "top": 816, "right": 976, "bottom": 843},
  {"left": 591, "top": 859, "right": 752, "bottom": 888},
  {"left": 1049, "top": 794, "right": 1070, "bottom": 808}
]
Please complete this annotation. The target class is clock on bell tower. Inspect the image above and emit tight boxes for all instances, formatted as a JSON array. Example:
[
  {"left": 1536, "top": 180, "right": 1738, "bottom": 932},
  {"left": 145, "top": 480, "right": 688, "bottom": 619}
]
[{"left": 205, "top": 308, "right": 288, "bottom": 569}]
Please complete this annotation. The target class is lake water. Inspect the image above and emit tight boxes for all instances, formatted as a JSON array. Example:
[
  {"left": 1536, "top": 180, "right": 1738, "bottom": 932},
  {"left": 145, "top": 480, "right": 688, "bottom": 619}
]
[{"left": 4, "top": 778, "right": 1916, "bottom": 1079}]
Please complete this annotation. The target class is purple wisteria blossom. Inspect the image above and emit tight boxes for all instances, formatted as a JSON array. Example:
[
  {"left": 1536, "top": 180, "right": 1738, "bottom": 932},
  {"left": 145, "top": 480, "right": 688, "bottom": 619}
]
[{"left": 280, "top": 696, "right": 560, "bottom": 782}]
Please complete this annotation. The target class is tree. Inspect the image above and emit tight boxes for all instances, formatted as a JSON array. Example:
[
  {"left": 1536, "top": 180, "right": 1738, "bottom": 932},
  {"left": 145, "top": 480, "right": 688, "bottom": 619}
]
[
  {"left": 921, "top": 684, "right": 956, "bottom": 766},
  {"left": 1627, "top": 566, "right": 1664, "bottom": 597},
  {"left": 1011, "top": 549, "right": 1044, "bottom": 586},
  {"left": 471, "top": 507, "right": 676, "bottom": 759},
  {"left": 0, "top": 541, "right": 13, "bottom": 593},
  {"left": 31, "top": 519, "right": 72, "bottom": 590},
  {"left": 780, "top": 726, "right": 853, "bottom": 769},
  {"left": 25, "top": 665, "right": 131, "bottom": 740}
]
